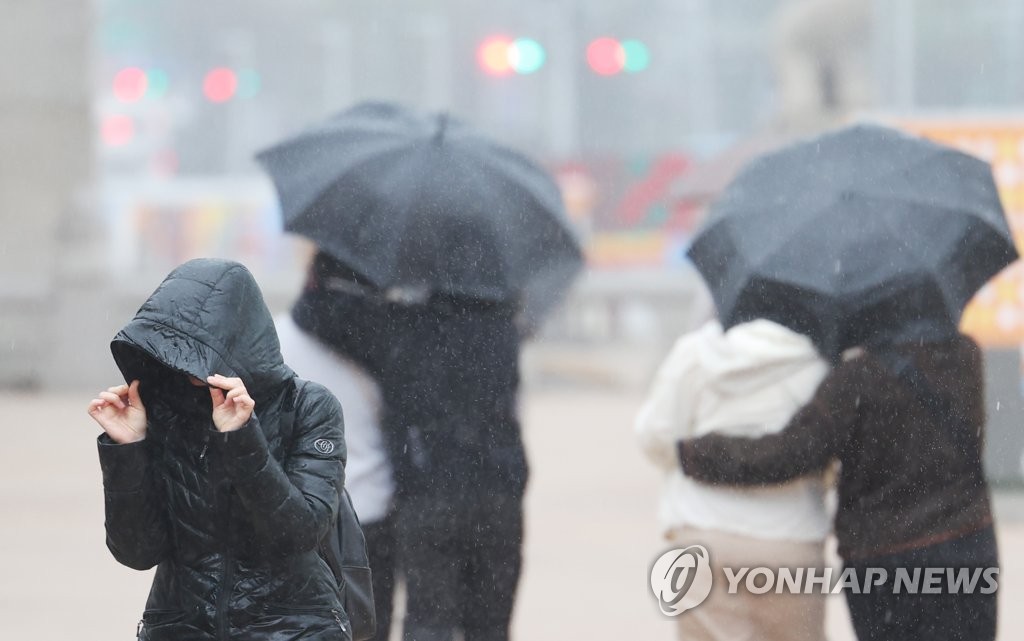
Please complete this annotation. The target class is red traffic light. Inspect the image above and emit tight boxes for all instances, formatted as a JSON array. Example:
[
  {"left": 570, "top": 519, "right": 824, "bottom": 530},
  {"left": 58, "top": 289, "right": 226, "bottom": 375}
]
[
  {"left": 586, "top": 38, "right": 650, "bottom": 75},
  {"left": 203, "top": 68, "right": 238, "bottom": 103},
  {"left": 113, "top": 67, "right": 148, "bottom": 102},
  {"left": 101, "top": 115, "right": 135, "bottom": 147},
  {"left": 587, "top": 38, "right": 625, "bottom": 76}
]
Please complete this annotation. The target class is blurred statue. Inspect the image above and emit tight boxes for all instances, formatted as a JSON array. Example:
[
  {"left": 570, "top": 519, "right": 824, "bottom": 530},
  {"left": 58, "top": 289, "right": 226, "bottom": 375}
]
[{"left": 772, "top": 0, "right": 872, "bottom": 132}]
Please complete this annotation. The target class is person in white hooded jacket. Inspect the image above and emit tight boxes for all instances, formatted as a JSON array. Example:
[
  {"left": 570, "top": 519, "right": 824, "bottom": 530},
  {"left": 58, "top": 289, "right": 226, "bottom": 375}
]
[{"left": 636, "top": 318, "right": 830, "bottom": 641}]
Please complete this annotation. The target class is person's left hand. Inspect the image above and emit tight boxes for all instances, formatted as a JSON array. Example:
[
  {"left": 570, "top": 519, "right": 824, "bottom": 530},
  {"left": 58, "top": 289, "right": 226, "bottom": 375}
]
[{"left": 207, "top": 374, "right": 255, "bottom": 433}]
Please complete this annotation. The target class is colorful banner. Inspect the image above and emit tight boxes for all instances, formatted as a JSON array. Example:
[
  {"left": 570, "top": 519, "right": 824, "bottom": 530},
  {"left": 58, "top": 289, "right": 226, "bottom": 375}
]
[
  {"left": 897, "top": 119, "right": 1024, "bottom": 347},
  {"left": 551, "top": 153, "right": 699, "bottom": 268},
  {"left": 101, "top": 177, "right": 303, "bottom": 288}
]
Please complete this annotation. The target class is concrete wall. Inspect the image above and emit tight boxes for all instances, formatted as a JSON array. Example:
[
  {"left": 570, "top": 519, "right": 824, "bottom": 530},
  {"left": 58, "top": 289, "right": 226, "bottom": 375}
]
[{"left": 0, "top": 1, "right": 95, "bottom": 388}]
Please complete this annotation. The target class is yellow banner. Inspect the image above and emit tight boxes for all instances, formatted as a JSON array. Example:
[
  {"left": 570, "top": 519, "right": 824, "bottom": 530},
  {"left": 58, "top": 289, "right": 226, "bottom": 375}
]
[{"left": 898, "top": 119, "right": 1024, "bottom": 347}]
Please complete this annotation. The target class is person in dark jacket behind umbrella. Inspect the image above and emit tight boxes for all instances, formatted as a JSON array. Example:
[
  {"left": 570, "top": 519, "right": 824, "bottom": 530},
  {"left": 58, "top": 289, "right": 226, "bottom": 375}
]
[
  {"left": 678, "top": 332, "right": 998, "bottom": 641},
  {"left": 292, "top": 252, "right": 527, "bottom": 641},
  {"left": 388, "top": 293, "right": 526, "bottom": 641},
  {"left": 86, "top": 258, "right": 352, "bottom": 641}
]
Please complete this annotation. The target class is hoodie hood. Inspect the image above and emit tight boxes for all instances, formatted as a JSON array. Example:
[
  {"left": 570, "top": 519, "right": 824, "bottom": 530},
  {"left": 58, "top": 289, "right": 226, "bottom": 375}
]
[
  {"left": 111, "top": 259, "right": 294, "bottom": 403},
  {"left": 694, "top": 319, "right": 823, "bottom": 395}
]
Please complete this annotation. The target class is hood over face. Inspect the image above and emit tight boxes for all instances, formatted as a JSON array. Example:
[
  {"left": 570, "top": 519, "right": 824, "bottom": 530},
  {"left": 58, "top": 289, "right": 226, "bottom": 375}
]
[{"left": 111, "top": 259, "right": 294, "bottom": 405}]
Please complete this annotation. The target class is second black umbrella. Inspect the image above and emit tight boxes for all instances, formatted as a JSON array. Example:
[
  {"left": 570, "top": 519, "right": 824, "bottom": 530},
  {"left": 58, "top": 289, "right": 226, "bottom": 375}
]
[{"left": 688, "top": 123, "right": 1018, "bottom": 359}]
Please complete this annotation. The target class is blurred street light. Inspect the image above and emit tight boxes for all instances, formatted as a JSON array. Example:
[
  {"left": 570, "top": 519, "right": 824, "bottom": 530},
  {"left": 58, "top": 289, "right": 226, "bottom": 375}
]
[
  {"left": 478, "top": 36, "right": 547, "bottom": 76},
  {"left": 509, "top": 38, "right": 546, "bottom": 74},
  {"left": 145, "top": 69, "right": 170, "bottom": 99},
  {"left": 586, "top": 37, "right": 650, "bottom": 75},
  {"left": 621, "top": 40, "right": 650, "bottom": 72},
  {"left": 237, "top": 69, "right": 262, "bottom": 98},
  {"left": 101, "top": 114, "right": 136, "bottom": 146},
  {"left": 203, "top": 67, "right": 238, "bottom": 103},
  {"left": 113, "top": 67, "right": 147, "bottom": 102},
  {"left": 479, "top": 36, "right": 516, "bottom": 76}
]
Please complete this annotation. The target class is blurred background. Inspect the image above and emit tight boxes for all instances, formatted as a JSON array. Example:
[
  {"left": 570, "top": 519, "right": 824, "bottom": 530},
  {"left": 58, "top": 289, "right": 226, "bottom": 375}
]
[{"left": 4, "top": 0, "right": 1024, "bottom": 639}]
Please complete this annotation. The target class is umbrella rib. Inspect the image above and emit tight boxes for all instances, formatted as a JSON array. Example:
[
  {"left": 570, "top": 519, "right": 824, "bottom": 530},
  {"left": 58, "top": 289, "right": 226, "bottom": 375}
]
[
  {"left": 381, "top": 145, "right": 443, "bottom": 289},
  {"left": 862, "top": 149, "right": 1009, "bottom": 231}
]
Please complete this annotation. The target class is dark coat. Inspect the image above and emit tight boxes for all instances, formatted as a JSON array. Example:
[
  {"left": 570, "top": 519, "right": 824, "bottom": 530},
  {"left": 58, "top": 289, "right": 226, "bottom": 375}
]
[
  {"left": 291, "top": 262, "right": 527, "bottom": 504},
  {"left": 679, "top": 334, "right": 992, "bottom": 561},
  {"left": 98, "top": 259, "right": 350, "bottom": 641},
  {"left": 379, "top": 295, "right": 526, "bottom": 503}
]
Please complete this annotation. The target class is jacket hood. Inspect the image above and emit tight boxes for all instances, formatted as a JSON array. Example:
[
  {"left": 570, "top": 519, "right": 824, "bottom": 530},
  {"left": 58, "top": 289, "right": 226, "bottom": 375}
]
[
  {"left": 694, "top": 319, "right": 823, "bottom": 395},
  {"left": 111, "top": 259, "right": 294, "bottom": 402}
]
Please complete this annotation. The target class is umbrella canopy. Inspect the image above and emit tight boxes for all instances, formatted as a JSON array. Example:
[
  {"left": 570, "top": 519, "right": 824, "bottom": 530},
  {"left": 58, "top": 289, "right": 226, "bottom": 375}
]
[
  {"left": 256, "top": 101, "right": 582, "bottom": 323},
  {"left": 687, "top": 123, "right": 1018, "bottom": 359}
]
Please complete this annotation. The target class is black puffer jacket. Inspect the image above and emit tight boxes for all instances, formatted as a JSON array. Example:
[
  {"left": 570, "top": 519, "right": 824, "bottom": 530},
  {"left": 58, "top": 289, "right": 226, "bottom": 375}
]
[{"left": 97, "top": 259, "right": 351, "bottom": 641}]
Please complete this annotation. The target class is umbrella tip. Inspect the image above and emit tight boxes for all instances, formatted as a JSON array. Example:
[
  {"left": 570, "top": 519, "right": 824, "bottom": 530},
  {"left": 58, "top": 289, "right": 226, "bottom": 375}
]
[{"left": 434, "top": 112, "right": 449, "bottom": 145}]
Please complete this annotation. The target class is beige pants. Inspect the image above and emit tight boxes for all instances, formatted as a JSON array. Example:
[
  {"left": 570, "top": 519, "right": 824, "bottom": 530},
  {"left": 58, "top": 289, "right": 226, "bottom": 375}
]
[{"left": 671, "top": 526, "right": 827, "bottom": 641}]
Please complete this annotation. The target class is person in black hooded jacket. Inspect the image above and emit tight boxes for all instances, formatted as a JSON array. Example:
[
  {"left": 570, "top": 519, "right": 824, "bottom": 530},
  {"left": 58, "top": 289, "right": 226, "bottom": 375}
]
[{"left": 87, "top": 258, "right": 351, "bottom": 641}]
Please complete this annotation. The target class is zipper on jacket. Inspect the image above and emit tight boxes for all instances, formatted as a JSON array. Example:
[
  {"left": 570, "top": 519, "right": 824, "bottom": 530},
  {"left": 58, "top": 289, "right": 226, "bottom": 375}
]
[
  {"left": 216, "top": 556, "right": 234, "bottom": 640},
  {"left": 136, "top": 619, "right": 144, "bottom": 640},
  {"left": 215, "top": 486, "right": 234, "bottom": 640},
  {"left": 198, "top": 433, "right": 210, "bottom": 471},
  {"left": 331, "top": 609, "right": 347, "bottom": 634}
]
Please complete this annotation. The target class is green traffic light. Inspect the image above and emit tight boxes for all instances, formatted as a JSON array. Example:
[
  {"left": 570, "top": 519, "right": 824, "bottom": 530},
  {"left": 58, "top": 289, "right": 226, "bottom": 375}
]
[
  {"left": 622, "top": 40, "right": 650, "bottom": 73},
  {"left": 145, "top": 69, "right": 170, "bottom": 99},
  {"left": 511, "top": 38, "right": 546, "bottom": 75},
  {"left": 238, "top": 69, "right": 262, "bottom": 98}
]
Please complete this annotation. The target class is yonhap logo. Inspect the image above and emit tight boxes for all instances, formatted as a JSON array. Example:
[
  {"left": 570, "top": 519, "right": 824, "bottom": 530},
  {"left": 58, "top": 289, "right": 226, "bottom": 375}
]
[
  {"left": 650, "top": 545, "right": 713, "bottom": 616},
  {"left": 647, "top": 549, "right": 998, "bottom": 609}
]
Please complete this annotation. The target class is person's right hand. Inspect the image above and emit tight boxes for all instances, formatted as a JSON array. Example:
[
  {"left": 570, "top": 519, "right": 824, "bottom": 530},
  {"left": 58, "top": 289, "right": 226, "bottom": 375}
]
[{"left": 88, "top": 380, "right": 147, "bottom": 444}]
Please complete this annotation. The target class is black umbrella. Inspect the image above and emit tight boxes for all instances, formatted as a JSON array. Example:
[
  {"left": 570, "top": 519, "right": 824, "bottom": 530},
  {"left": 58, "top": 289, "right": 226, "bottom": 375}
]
[
  {"left": 256, "top": 101, "right": 582, "bottom": 324},
  {"left": 688, "top": 123, "right": 1018, "bottom": 359}
]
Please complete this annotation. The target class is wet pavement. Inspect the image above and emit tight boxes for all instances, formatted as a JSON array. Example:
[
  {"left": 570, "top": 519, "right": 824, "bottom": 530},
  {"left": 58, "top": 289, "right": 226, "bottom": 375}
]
[{"left": 1, "top": 390, "right": 1020, "bottom": 640}]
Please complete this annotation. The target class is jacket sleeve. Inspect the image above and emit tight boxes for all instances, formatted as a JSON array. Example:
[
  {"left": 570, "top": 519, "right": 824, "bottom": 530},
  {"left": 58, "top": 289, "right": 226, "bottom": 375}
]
[
  {"left": 677, "top": 358, "right": 861, "bottom": 485},
  {"left": 213, "top": 384, "right": 346, "bottom": 557},
  {"left": 635, "top": 334, "right": 702, "bottom": 471},
  {"left": 97, "top": 435, "right": 171, "bottom": 570}
]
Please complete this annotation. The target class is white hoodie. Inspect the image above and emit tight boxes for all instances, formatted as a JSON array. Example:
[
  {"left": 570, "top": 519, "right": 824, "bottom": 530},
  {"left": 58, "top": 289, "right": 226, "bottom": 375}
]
[
  {"left": 635, "top": 319, "right": 830, "bottom": 542},
  {"left": 275, "top": 314, "right": 395, "bottom": 524}
]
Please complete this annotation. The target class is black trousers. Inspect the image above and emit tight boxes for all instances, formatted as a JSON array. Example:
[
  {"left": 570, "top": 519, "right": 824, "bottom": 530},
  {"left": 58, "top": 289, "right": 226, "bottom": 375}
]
[
  {"left": 363, "top": 511, "right": 398, "bottom": 641},
  {"left": 844, "top": 526, "right": 999, "bottom": 641},
  {"left": 397, "top": 495, "right": 524, "bottom": 641}
]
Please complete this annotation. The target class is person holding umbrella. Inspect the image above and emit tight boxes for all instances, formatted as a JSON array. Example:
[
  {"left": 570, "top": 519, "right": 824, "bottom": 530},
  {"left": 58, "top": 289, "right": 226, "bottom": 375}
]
[
  {"left": 257, "top": 102, "right": 583, "bottom": 641},
  {"left": 676, "top": 124, "right": 1015, "bottom": 641}
]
